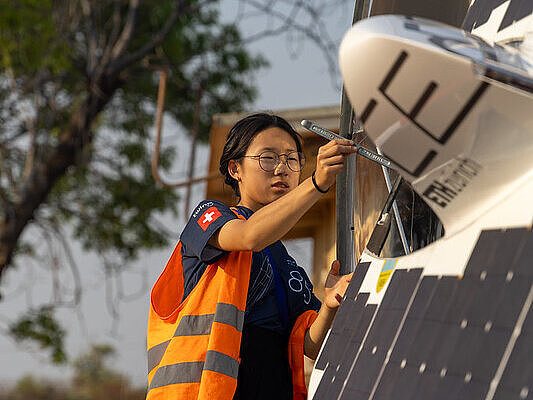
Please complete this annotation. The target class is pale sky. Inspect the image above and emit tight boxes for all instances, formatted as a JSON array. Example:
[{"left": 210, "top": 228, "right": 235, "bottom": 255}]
[{"left": 0, "top": 2, "right": 353, "bottom": 387}]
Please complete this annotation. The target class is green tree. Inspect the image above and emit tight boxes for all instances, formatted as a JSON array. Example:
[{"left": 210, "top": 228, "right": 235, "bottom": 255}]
[
  {"left": 0, "top": 0, "right": 264, "bottom": 274},
  {"left": 8, "top": 305, "right": 67, "bottom": 364},
  {"left": 0, "top": 0, "right": 264, "bottom": 360}
]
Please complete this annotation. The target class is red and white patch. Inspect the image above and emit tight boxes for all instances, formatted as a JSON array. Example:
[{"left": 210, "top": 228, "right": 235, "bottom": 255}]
[{"left": 197, "top": 206, "right": 222, "bottom": 231}]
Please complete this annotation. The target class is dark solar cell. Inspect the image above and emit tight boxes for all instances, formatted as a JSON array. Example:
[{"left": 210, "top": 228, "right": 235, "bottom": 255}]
[
  {"left": 410, "top": 371, "right": 442, "bottom": 399},
  {"left": 364, "top": 309, "right": 404, "bottom": 353},
  {"left": 339, "top": 351, "right": 381, "bottom": 398},
  {"left": 350, "top": 303, "right": 378, "bottom": 348},
  {"left": 463, "top": 229, "right": 500, "bottom": 277},
  {"left": 314, "top": 295, "right": 377, "bottom": 399},
  {"left": 496, "top": 331, "right": 533, "bottom": 394},
  {"left": 345, "top": 261, "right": 371, "bottom": 300},
  {"left": 486, "top": 229, "right": 529, "bottom": 275},
  {"left": 425, "top": 276, "right": 461, "bottom": 320},
  {"left": 432, "top": 373, "right": 466, "bottom": 400},
  {"left": 379, "top": 268, "right": 422, "bottom": 311},
  {"left": 388, "top": 364, "right": 420, "bottom": 399},
  {"left": 464, "top": 228, "right": 530, "bottom": 278},
  {"left": 371, "top": 360, "right": 400, "bottom": 400},
  {"left": 324, "top": 299, "right": 374, "bottom": 397},
  {"left": 473, "top": 326, "right": 512, "bottom": 380},
  {"left": 492, "top": 276, "right": 532, "bottom": 329},
  {"left": 493, "top": 387, "right": 524, "bottom": 400},
  {"left": 312, "top": 228, "right": 533, "bottom": 399},
  {"left": 373, "top": 361, "right": 421, "bottom": 399},
  {"left": 315, "top": 262, "right": 371, "bottom": 371},
  {"left": 446, "top": 326, "right": 488, "bottom": 390},
  {"left": 456, "top": 379, "right": 488, "bottom": 399},
  {"left": 443, "top": 277, "right": 477, "bottom": 325},
  {"left": 312, "top": 361, "right": 337, "bottom": 399},
  {"left": 426, "top": 321, "right": 462, "bottom": 377},
  {"left": 339, "top": 387, "right": 370, "bottom": 400},
  {"left": 314, "top": 315, "right": 347, "bottom": 371},
  {"left": 405, "top": 276, "right": 439, "bottom": 318},
  {"left": 388, "top": 277, "right": 438, "bottom": 362},
  {"left": 315, "top": 291, "right": 370, "bottom": 369},
  {"left": 463, "top": 276, "right": 507, "bottom": 327},
  {"left": 391, "top": 277, "right": 459, "bottom": 365},
  {"left": 316, "top": 302, "right": 377, "bottom": 399},
  {"left": 400, "top": 319, "right": 444, "bottom": 365},
  {"left": 515, "top": 231, "right": 533, "bottom": 277},
  {"left": 340, "top": 269, "right": 422, "bottom": 397},
  {"left": 333, "top": 296, "right": 369, "bottom": 352},
  {"left": 324, "top": 304, "right": 377, "bottom": 400},
  {"left": 314, "top": 295, "right": 368, "bottom": 397}
]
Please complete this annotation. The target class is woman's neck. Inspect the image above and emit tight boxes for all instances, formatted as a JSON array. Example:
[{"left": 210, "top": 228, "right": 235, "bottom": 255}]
[{"left": 236, "top": 200, "right": 263, "bottom": 213}]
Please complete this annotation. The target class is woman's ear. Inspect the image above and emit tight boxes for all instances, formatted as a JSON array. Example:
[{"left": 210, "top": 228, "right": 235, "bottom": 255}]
[{"left": 228, "top": 160, "right": 241, "bottom": 182}]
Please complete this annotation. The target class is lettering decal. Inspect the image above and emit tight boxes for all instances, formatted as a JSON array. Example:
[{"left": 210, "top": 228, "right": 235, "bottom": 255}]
[
  {"left": 192, "top": 201, "right": 214, "bottom": 218},
  {"left": 422, "top": 158, "right": 482, "bottom": 208}
]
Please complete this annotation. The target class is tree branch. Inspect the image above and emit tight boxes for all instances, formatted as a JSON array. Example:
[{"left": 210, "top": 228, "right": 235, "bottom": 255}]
[
  {"left": 239, "top": 0, "right": 339, "bottom": 85},
  {"left": 21, "top": 120, "right": 37, "bottom": 181},
  {"left": 0, "top": 148, "right": 18, "bottom": 200},
  {"left": 108, "top": 0, "right": 216, "bottom": 75},
  {"left": 109, "top": 0, "right": 140, "bottom": 60},
  {"left": 80, "top": 0, "right": 99, "bottom": 74},
  {"left": 0, "top": 74, "right": 120, "bottom": 282},
  {"left": 100, "top": 0, "right": 124, "bottom": 68},
  {"left": 53, "top": 225, "right": 82, "bottom": 307}
]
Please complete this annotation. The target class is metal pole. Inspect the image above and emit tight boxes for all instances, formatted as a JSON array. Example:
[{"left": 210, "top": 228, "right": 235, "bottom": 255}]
[
  {"left": 336, "top": 0, "right": 369, "bottom": 274},
  {"left": 377, "top": 147, "right": 411, "bottom": 255}
]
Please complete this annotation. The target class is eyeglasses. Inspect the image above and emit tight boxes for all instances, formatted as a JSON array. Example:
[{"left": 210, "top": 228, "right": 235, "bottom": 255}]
[{"left": 241, "top": 151, "right": 305, "bottom": 172}]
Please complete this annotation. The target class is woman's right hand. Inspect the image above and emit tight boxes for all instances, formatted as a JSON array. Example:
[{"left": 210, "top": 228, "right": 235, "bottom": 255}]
[{"left": 313, "top": 139, "right": 357, "bottom": 191}]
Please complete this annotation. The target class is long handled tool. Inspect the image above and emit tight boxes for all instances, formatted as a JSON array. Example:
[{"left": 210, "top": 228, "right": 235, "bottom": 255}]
[{"left": 301, "top": 120, "right": 397, "bottom": 171}]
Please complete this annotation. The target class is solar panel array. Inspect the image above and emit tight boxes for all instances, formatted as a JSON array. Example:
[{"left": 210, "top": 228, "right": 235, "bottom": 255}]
[{"left": 313, "top": 228, "right": 533, "bottom": 399}]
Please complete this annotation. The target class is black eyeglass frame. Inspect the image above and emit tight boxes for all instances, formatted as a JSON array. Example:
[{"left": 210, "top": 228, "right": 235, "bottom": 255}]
[{"left": 241, "top": 151, "right": 306, "bottom": 172}]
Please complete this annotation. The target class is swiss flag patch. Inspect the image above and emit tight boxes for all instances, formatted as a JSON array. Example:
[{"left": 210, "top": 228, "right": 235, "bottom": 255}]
[{"left": 197, "top": 206, "right": 222, "bottom": 231}]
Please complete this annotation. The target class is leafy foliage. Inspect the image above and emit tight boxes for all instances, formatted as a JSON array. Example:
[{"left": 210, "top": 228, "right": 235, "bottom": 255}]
[
  {"left": 1, "top": 0, "right": 264, "bottom": 264},
  {"left": 0, "top": 0, "right": 71, "bottom": 74},
  {"left": 0, "top": 0, "right": 264, "bottom": 362},
  {"left": 8, "top": 306, "right": 66, "bottom": 364}
]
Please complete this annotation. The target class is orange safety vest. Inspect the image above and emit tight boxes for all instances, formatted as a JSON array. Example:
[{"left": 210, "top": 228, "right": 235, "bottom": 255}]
[{"left": 146, "top": 224, "right": 318, "bottom": 399}]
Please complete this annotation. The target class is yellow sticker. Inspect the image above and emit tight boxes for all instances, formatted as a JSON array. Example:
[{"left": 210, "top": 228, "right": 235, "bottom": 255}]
[{"left": 376, "top": 259, "right": 397, "bottom": 292}]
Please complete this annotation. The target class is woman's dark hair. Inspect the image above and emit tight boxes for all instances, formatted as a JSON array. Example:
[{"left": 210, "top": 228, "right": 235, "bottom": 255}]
[{"left": 219, "top": 113, "right": 303, "bottom": 198}]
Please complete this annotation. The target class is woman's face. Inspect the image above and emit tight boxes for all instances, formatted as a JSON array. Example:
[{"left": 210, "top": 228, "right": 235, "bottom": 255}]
[{"left": 231, "top": 127, "right": 301, "bottom": 211}]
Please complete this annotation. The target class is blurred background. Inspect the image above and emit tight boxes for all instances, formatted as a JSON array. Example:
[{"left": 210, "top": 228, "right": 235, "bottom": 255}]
[{"left": 0, "top": 0, "right": 353, "bottom": 397}]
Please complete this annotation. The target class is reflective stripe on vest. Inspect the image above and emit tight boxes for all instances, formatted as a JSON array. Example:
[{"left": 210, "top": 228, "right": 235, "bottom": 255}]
[
  {"left": 175, "top": 302, "right": 244, "bottom": 337},
  {"left": 147, "top": 340, "right": 171, "bottom": 374},
  {"left": 149, "top": 350, "right": 240, "bottom": 390},
  {"left": 147, "top": 303, "right": 244, "bottom": 374}
]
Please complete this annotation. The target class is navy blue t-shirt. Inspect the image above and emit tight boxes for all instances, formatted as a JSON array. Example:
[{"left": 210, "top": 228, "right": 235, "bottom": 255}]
[{"left": 180, "top": 200, "right": 321, "bottom": 334}]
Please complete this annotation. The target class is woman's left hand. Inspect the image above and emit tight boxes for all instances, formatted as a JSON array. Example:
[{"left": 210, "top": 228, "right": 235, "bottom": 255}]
[{"left": 324, "top": 260, "right": 353, "bottom": 310}]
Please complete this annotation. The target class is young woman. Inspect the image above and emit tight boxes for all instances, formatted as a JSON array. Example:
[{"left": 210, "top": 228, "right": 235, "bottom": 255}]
[{"left": 146, "top": 113, "right": 356, "bottom": 400}]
